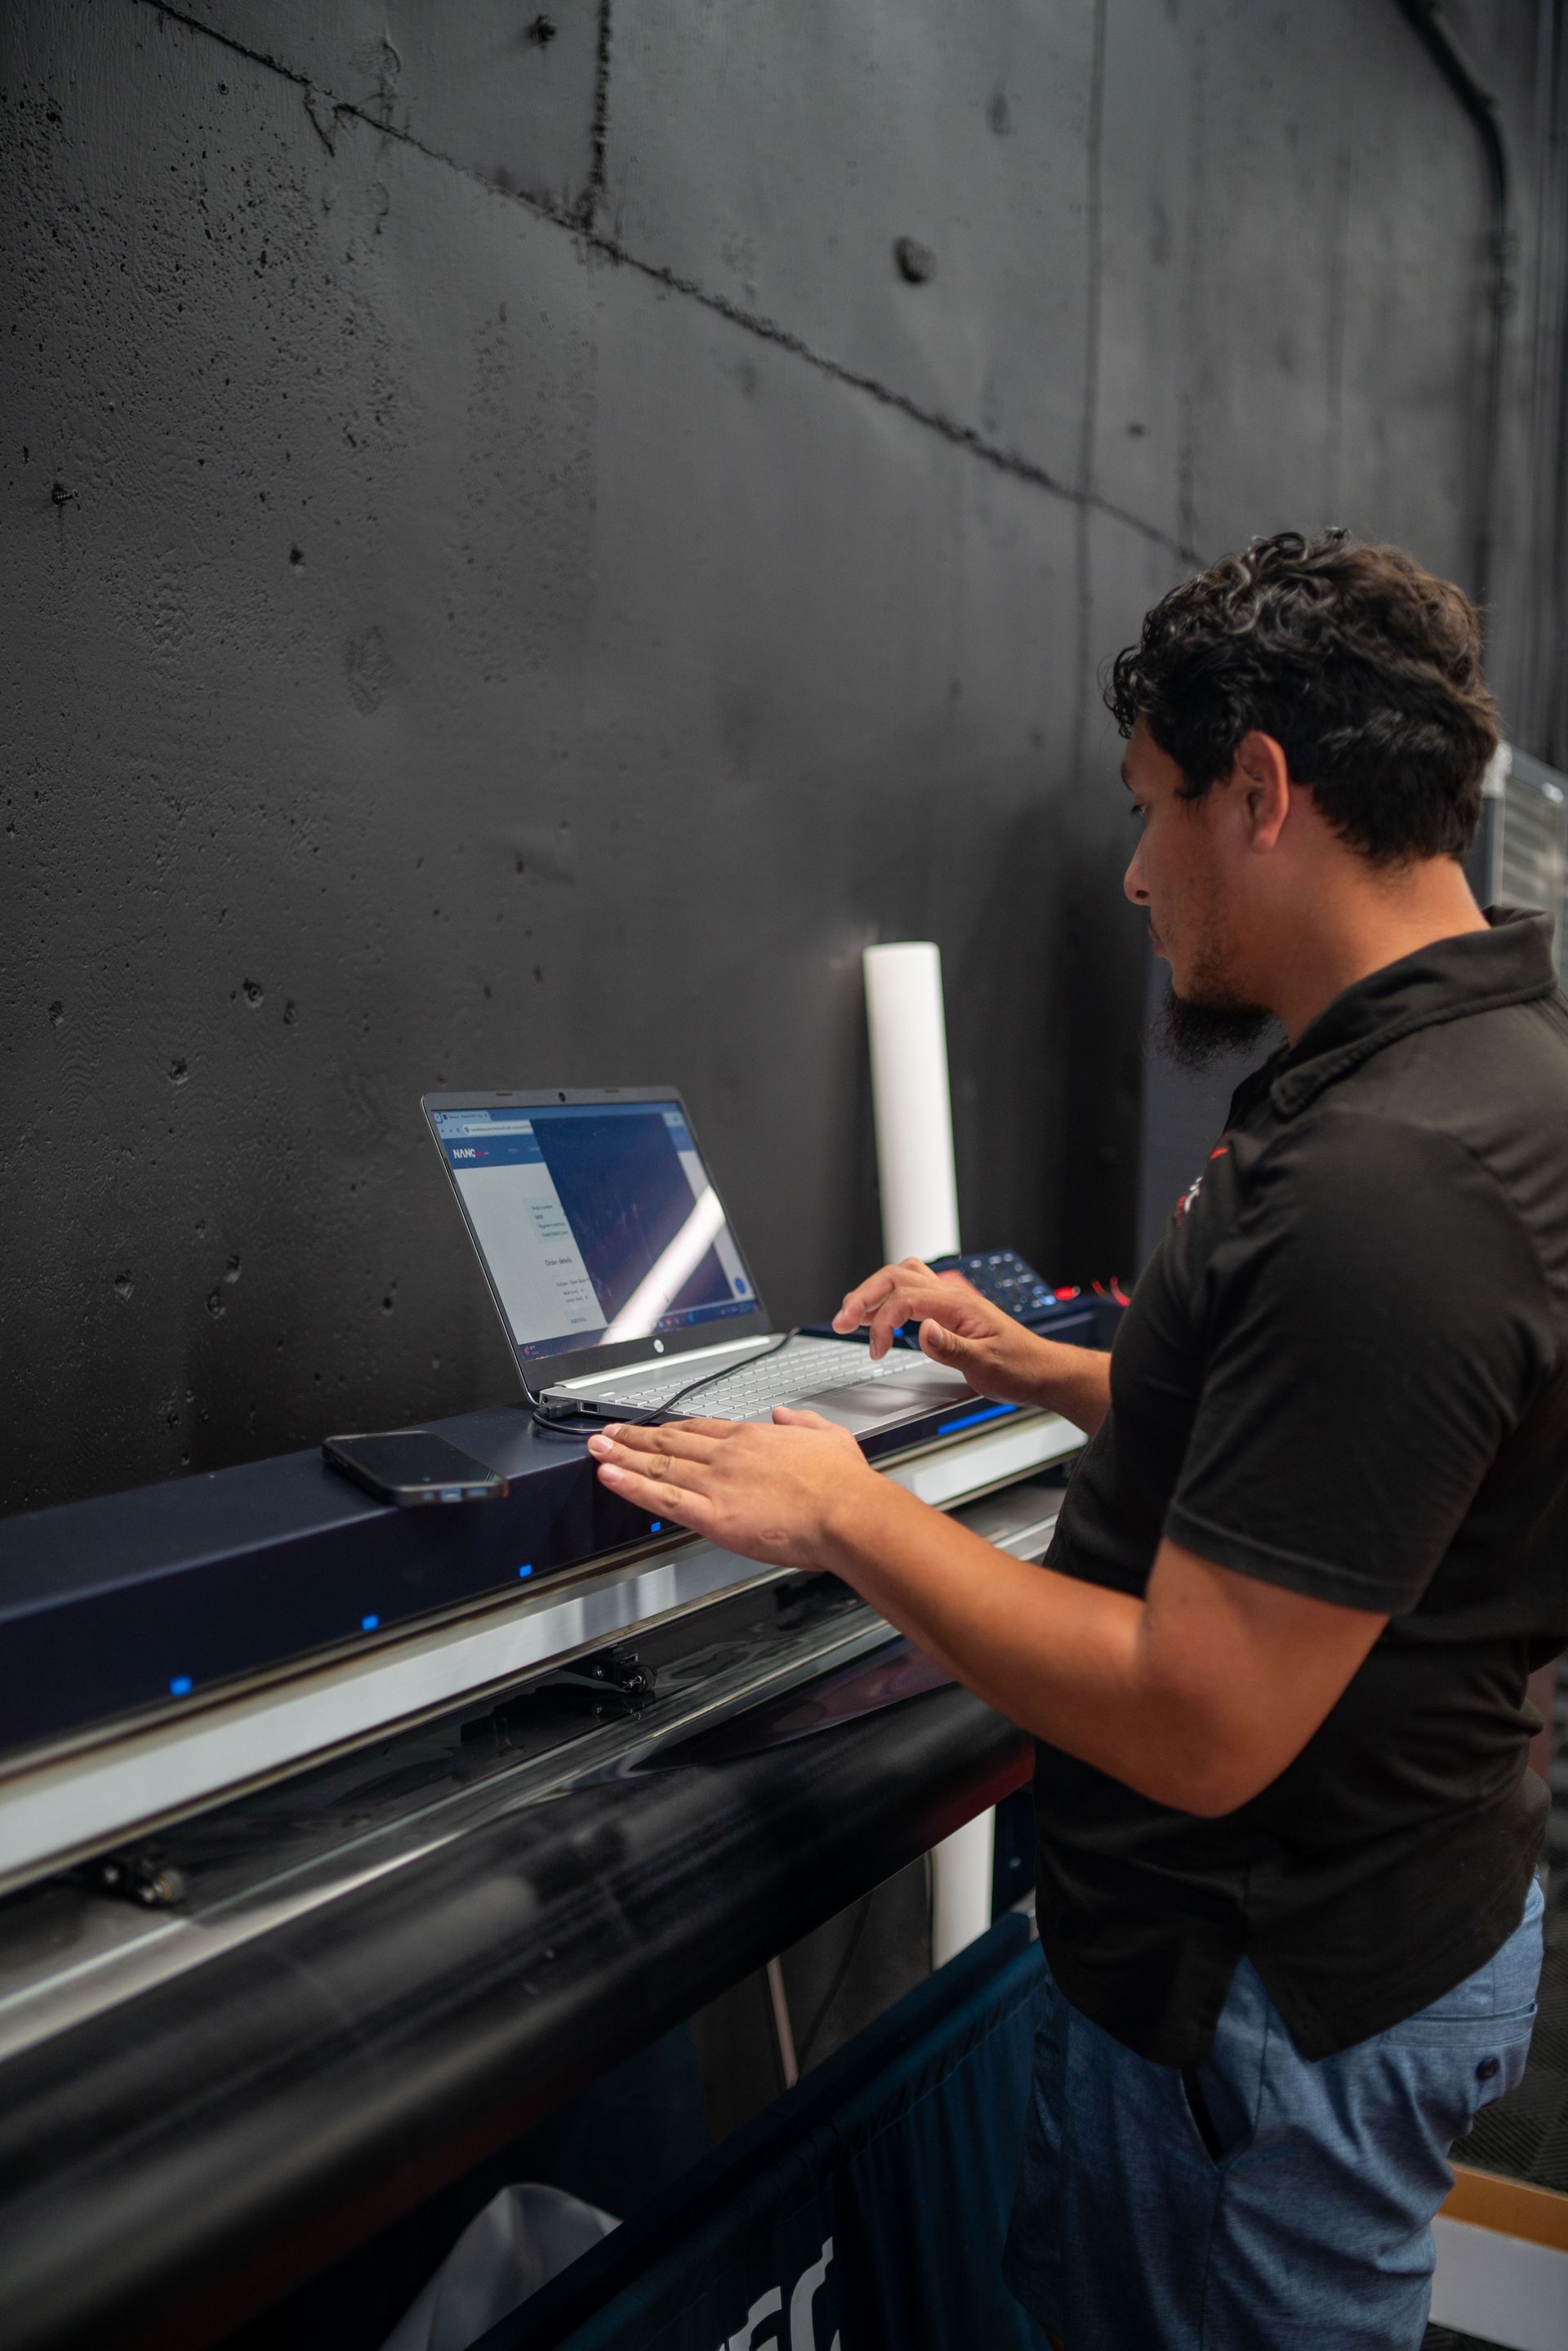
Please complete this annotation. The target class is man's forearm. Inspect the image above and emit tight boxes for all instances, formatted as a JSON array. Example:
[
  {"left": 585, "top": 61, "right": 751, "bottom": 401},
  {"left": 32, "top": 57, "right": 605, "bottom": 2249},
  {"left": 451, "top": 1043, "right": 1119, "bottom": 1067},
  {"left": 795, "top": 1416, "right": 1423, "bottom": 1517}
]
[
  {"left": 589, "top": 1407, "right": 1386, "bottom": 1819},
  {"left": 814, "top": 1476, "right": 1384, "bottom": 1819},
  {"left": 819, "top": 1474, "right": 1181, "bottom": 1795},
  {"left": 1026, "top": 1339, "right": 1112, "bottom": 1434}
]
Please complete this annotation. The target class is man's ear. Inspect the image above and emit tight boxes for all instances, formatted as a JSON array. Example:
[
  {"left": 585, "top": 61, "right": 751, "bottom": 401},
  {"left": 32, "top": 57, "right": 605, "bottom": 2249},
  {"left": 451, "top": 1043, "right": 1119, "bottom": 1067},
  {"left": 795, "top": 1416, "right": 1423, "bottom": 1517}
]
[{"left": 1232, "top": 729, "right": 1291, "bottom": 853}]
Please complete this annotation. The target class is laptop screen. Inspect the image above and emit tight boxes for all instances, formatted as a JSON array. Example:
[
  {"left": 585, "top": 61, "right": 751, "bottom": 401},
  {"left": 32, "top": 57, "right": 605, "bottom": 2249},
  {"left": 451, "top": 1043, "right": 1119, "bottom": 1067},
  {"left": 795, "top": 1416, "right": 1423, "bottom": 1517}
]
[{"left": 430, "top": 1098, "right": 758, "bottom": 1364}]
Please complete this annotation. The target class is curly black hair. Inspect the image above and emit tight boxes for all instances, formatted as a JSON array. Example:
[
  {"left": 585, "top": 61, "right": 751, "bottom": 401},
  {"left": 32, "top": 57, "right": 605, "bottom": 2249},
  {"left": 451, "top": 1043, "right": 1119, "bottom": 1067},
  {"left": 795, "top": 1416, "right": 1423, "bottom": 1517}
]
[{"left": 1106, "top": 530, "right": 1499, "bottom": 863}]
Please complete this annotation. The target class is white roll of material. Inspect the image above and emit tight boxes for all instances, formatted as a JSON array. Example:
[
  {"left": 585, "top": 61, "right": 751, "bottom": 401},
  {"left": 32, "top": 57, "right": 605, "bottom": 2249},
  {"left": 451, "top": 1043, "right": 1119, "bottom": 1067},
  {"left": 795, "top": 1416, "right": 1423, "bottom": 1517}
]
[
  {"left": 863, "top": 942, "right": 994, "bottom": 1965},
  {"left": 931, "top": 1810, "right": 999, "bottom": 1970},
  {"left": 862, "top": 942, "right": 961, "bottom": 1265}
]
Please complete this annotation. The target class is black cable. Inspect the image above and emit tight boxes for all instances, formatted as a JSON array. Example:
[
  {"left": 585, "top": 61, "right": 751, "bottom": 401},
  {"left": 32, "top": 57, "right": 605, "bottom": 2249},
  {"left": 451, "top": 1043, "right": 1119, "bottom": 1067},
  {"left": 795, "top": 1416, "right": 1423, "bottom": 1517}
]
[{"left": 526, "top": 1327, "right": 799, "bottom": 1439}]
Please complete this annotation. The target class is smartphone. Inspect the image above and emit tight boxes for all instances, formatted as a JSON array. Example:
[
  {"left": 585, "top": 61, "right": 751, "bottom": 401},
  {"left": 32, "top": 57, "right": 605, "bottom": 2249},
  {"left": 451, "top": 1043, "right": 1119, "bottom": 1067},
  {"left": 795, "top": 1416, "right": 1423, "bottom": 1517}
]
[{"left": 323, "top": 1431, "right": 509, "bottom": 1506}]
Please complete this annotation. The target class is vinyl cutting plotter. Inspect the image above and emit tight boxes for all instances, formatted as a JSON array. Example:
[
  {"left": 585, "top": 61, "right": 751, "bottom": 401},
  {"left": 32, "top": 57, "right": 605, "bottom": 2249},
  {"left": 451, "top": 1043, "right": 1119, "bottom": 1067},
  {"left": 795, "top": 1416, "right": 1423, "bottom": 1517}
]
[{"left": 0, "top": 1381, "right": 1089, "bottom": 2351}]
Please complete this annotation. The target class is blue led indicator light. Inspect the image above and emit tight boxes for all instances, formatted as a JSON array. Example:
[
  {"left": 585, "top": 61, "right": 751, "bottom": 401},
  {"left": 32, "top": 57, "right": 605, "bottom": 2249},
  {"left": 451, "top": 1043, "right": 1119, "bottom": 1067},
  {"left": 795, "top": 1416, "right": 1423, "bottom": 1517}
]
[
  {"left": 649, "top": 1521, "right": 662, "bottom": 1534},
  {"left": 517, "top": 1563, "right": 533, "bottom": 1578},
  {"left": 361, "top": 1613, "right": 380, "bottom": 1632},
  {"left": 439, "top": 1485, "right": 462, "bottom": 1503},
  {"left": 936, "top": 1402, "right": 1019, "bottom": 1436},
  {"left": 169, "top": 1674, "right": 193, "bottom": 1698}
]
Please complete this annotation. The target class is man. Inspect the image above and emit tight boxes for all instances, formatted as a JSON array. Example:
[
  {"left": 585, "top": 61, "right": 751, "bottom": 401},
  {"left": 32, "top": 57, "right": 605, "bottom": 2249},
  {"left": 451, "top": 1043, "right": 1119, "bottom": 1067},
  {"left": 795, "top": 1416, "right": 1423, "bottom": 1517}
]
[{"left": 589, "top": 531, "right": 1568, "bottom": 2349}]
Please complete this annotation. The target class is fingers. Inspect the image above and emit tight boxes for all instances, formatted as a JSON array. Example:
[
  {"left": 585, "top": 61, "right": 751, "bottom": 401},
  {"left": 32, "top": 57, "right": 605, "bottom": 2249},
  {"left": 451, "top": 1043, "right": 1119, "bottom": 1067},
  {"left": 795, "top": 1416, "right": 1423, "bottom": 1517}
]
[
  {"left": 866, "top": 1291, "right": 924, "bottom": 1358},
  {"left": 772, "top": 1405, "right": 834, "bottom": 1427},
  {"left": 589, "top": 1428, "right": 715, "bottom": 1504},
  {"left": 842, "top": 1268, "right": 999, "bottom": 1360},
  {"left": 593, "top": 1456, "right": 711, "bottom": 1531},
  {"left": 595, "top": 1422, "right": 722, "bottom": 1462},
  {"left": 586, "top": 1432, "right": 710, "bottom": 1495},
  {"left": 833, "top": 1258, "right": 930, "bottom": 1334},
  {"left": 832, "top": 1271, "right": 894, "bottom": 1334},
  {"left": 867, "top": 1271, "right": 947, "bottom": 1356},
  {"left": 918, "top": 1316, "right": 964, "bottom": 1361}
]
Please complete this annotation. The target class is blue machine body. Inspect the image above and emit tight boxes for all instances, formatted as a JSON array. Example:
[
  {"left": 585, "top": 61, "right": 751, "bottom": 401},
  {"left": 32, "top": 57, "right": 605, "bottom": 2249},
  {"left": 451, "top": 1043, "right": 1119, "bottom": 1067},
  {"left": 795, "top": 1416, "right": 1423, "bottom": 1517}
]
[{"left": 0, "top": 1387, "right": 1021, "bottom": 1765}]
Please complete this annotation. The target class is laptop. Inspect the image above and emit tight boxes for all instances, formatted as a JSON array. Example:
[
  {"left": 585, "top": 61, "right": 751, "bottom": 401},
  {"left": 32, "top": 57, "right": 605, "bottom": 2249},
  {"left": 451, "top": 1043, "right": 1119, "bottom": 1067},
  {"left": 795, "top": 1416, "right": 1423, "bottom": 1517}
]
[{"left": 422, "top": 1087, "right": 976, "bottom": 1436}]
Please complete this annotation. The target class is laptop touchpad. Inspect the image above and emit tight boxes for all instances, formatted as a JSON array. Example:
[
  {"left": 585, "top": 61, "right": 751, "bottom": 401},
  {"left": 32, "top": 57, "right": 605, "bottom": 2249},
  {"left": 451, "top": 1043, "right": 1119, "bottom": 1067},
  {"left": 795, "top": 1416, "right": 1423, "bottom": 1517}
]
[{"left": 801, "top": 1371, "right": 973, "bottom": 1432}]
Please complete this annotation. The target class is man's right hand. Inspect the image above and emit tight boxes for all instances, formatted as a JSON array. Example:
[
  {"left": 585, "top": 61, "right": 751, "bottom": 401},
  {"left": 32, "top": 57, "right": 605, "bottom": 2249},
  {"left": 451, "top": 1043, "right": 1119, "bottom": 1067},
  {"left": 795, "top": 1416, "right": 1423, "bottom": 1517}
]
[
  {"left": 832, "top": 1258, "right": 1054, "bottom": 1400},
  {"left": 831, "top": 1258, "right": 1115, "bottom": 1433}
]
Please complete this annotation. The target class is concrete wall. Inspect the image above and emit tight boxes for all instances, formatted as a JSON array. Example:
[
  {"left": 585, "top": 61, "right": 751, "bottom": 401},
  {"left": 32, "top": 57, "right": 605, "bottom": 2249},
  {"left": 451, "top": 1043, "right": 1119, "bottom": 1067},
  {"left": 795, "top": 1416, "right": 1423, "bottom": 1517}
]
[{"left": 3, "top": 0, "right": 1562, "bottom": 1514}]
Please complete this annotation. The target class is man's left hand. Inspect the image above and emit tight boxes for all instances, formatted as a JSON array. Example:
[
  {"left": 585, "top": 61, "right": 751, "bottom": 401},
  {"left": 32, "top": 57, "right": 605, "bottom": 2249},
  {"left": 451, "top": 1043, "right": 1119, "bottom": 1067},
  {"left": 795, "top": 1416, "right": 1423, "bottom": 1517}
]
[{"left": 586, "top": 1409, "right": 878, "bottom": 1570}]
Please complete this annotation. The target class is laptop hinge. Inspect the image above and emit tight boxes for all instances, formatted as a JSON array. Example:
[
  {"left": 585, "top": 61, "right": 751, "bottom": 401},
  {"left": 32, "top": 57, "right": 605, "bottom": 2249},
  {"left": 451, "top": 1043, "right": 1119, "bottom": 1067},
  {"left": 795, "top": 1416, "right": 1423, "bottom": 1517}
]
[{"left": 552, "top": 1334, "right": 777, "bottom": 1394}]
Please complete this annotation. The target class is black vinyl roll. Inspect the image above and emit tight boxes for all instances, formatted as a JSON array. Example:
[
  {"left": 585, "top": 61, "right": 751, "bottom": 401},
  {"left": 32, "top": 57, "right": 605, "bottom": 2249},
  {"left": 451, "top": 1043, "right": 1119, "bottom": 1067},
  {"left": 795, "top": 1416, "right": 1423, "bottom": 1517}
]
[{"left": 0, "top": 1682, "right": 1029, "bottom": 2351}]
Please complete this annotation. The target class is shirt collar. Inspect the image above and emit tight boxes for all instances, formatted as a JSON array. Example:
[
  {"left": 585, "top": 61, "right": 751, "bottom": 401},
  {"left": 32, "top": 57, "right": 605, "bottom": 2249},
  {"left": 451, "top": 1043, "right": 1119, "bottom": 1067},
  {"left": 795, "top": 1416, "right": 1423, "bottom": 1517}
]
[{"left": 1267, "top": 907, "right": 1559, "bottom": 1120}]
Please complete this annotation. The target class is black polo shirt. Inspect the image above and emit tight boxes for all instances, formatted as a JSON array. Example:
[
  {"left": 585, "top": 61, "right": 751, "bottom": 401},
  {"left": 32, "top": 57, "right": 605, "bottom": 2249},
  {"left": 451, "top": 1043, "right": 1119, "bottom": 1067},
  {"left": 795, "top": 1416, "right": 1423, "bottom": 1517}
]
[{"left": 1036, "top": 910, "right": 1568, "bottom": 2065}]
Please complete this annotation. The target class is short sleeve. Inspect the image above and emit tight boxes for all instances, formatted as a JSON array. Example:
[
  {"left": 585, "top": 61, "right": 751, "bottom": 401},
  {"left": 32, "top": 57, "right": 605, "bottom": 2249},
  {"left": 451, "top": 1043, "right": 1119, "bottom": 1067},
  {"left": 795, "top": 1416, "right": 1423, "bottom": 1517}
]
[{"left": 1165, "top": 1111, "right": 1552, "bottom": 1614}]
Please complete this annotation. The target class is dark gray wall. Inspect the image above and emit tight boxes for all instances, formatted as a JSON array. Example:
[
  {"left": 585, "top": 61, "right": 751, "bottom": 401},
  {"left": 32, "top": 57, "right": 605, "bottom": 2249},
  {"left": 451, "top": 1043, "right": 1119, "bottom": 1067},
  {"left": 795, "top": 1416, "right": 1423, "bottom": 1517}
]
[{"left": 3, "top": 0, "right": 1564, "bottom": 1514}]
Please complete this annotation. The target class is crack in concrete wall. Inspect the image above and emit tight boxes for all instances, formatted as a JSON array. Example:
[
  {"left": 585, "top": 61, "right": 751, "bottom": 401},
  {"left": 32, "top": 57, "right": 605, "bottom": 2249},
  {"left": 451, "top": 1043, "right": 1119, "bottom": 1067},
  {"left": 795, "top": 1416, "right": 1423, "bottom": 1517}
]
[
  {"left": 142, "top": 0, "right": 1196, "bottom": 563},
  {"left": 585, "top": 0, "right": 613, "bottom": 230}
]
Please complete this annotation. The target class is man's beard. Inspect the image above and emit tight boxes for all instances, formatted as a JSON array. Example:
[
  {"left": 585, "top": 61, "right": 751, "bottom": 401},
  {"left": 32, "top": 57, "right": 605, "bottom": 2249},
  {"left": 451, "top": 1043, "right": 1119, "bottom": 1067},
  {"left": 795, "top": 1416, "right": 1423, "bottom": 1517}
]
[{"left": 1155, "top": 979, "right": 1274, "bottom": 1072}]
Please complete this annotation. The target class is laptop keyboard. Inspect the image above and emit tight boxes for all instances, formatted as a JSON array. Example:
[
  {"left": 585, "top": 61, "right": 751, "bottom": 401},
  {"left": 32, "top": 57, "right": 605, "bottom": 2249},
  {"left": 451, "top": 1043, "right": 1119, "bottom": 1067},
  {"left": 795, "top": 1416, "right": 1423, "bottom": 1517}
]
[{"left": 595, "top": 1339, "right": 902, "bottom": 1420}]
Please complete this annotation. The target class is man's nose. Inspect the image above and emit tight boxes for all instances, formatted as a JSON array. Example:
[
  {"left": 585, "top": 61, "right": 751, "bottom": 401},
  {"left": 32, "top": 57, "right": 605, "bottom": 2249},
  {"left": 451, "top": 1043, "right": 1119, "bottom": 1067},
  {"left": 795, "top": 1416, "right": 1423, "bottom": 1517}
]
[{"left": 1124, "top": 848, "right": 1150, "bottom": 906}]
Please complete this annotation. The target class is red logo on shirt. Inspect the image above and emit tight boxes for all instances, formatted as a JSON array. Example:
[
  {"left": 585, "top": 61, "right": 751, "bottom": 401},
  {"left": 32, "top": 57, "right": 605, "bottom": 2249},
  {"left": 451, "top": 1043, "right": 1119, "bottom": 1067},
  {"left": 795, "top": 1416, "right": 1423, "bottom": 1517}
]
[{"left": 1174, "top": 1141, "right": 1231, "bottom": 1222}]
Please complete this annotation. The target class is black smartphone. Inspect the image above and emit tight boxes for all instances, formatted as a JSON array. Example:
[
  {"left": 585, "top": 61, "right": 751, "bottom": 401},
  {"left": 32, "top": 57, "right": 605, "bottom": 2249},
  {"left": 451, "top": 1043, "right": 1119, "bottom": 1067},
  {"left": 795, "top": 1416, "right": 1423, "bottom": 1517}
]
[{"left": 322, "top": 1431, "right": 509, "bottom": 1506}]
